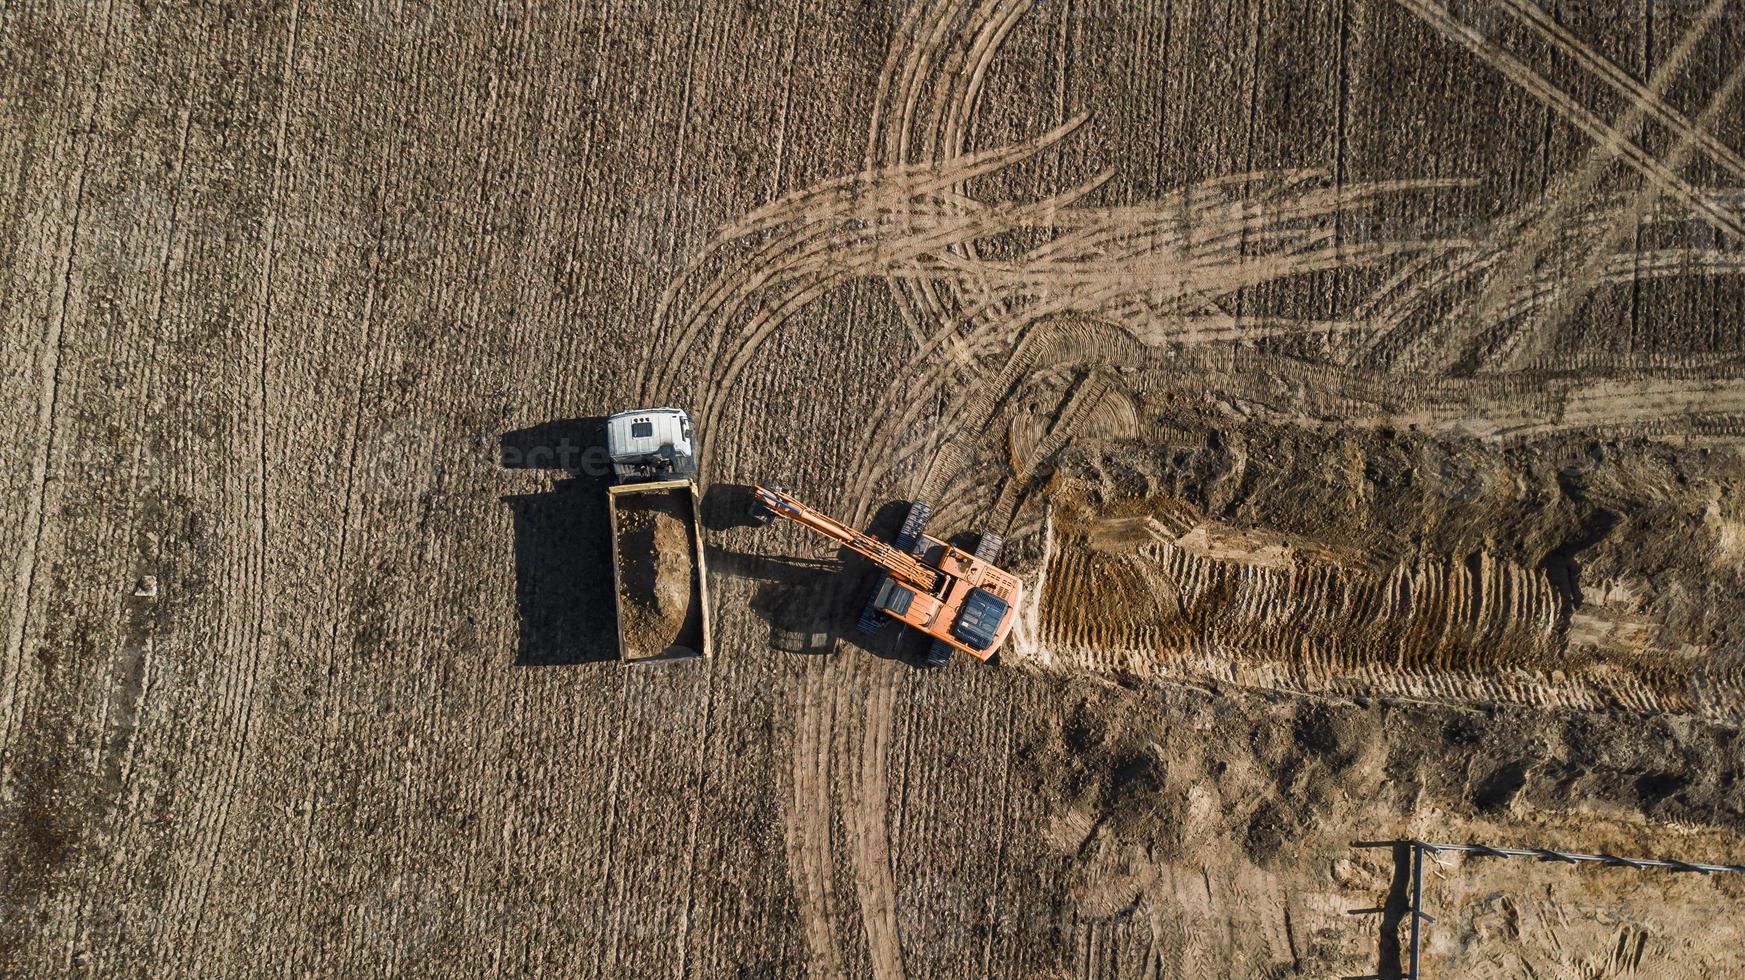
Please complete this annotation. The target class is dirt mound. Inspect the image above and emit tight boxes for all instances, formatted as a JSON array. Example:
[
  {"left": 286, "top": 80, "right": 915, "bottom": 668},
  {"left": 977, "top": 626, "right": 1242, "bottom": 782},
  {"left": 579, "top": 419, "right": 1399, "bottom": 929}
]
[
  {"left": 615, "top": 496, "right": 698, "bottom": 657},
  {"left": 1012, "top": 672, "right": 1745, "bottom": 976}
]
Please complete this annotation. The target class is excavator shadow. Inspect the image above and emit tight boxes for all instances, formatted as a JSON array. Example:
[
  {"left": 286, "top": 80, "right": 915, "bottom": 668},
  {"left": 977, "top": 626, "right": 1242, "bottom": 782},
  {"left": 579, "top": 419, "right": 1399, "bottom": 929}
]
[
  {"left": 500, "top": 417, "right": 616, "bottom": 666},
  {"left": 703, "top": 488, "right": 937, "bottom": 667}
]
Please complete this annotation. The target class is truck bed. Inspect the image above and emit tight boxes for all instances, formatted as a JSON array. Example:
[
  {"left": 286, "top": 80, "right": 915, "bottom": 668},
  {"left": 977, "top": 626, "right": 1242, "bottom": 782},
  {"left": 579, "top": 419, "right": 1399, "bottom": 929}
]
[{"left": 607, "top": 479, "right": 710, "bottom": 662}]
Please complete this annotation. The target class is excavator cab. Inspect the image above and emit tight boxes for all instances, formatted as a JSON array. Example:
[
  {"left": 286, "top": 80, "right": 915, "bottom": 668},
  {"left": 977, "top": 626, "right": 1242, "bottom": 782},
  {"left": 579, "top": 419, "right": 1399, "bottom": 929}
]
[{"left": 869, "top": 576, "right": 915, "bottom": 616}]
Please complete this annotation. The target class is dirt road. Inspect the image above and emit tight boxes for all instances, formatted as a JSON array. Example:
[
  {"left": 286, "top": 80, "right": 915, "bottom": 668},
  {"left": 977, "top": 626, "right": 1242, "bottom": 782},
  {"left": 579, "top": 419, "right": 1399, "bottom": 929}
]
[{"left": 4, "top": 0, "right": 1744, "bottom": 976}]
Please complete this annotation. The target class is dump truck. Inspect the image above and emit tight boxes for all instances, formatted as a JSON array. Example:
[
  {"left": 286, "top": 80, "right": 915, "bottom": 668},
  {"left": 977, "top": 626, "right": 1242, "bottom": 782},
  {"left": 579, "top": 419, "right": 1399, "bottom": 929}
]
[
  {"left": 749, "top": 484, "right": 1020, "bottom": 667},
  {"left": 605, "top": 408, "right": 709, "bottom": 663}
]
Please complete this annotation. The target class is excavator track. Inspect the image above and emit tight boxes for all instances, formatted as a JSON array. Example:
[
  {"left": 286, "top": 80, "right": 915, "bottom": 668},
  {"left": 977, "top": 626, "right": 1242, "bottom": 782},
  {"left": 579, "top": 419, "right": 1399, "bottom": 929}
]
[
  {"left": 856, "top": 578, "right": 889, "bottom": 634},
  {"left": 894, "top": 501, "right": 933, "bottom": 554},
  {"left": 973, "top": 532, "right": 1003, "bottom": 563}
]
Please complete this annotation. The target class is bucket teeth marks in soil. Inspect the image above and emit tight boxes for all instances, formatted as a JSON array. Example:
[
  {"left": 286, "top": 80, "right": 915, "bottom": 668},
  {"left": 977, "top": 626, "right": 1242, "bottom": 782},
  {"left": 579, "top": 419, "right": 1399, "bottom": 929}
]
[{"left": 1031, "top": 486, "right": 1732, "bottom": 719}]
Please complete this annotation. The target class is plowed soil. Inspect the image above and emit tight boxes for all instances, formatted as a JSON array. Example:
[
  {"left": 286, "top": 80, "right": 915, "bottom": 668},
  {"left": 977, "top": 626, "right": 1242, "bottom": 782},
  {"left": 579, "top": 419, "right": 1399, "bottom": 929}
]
[{"left": 5, "top": 1, "right": 1745, "bottom": 977}]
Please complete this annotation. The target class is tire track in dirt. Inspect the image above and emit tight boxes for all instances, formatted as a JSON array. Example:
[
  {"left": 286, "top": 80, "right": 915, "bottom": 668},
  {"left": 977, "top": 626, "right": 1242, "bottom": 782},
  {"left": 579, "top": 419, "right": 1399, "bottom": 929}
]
[
  {"left": 647, "top": 96, "right": 1113, "bottom": 973},
  {"left": 907, "top": 0, "right": 1033, "bottom": 358},
  {"left": 687, "top": 0, "right": 1465, "bottom": 523},
  {"left": 1466, "top": 0, "right": 1736, "bottom": 349},
  {"left": 280, "top": 40, "right": 417, "bottom": 962},
  {"left": 856, "top": 10, "right": 1049, "bottom": 956},
  {"left": 1354, "top": 189, "right": 1745, "bottom": 374},
  {"left": 1500, "top": 0, "right": 1745, "bottom": 179},
  {"left": 839, "top": 661, "right": 906, "bottom": 980},
  {"left": 832, "top": 166, "right": 1468, "bottom": 530},
  {"left": 4, "top": 3, "right": 296, "bottom": 971},
  {"left": 1138, "top": 344, "right": 1745, "bottom": 446},
  {"left": 872, "top": 184, "right": 1464, "bottom": 483},
  {"left": 0, "top": 0, "right": 119, "bottom": 765},
  {"left": 1509, "top": 55, "right": 1745, "bottom": 370},
  {"left": 174, "top": 4, "right": 301, "bottom": 968},
  {"left": 778, "top": 7, "right": 1050, "bottom": 972},
  {"left": 785, "top": 664, "right": 848, "bottom": 980},
  {"left": 61, "top": 14, "right": 210, "bottom": 970},
  {"left": 0, "top": 3, "right": 146, "bottom": 967},
  {"left": 636, "top": 117, "right": 1088, "bottom": 412},
  {"left": 729, "top": 7, "right": 1067, "bottom": 962},
  {"left": 644, "top": 117, "right": 1101, "bottom": 469},
  {"left": 1390, "top": 0, "right": 1745, "bottom": 242}
]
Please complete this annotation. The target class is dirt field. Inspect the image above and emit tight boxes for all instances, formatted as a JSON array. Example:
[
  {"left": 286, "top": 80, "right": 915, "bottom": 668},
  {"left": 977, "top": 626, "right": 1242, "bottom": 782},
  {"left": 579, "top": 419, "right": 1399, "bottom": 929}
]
[{"left": 5, "top": 0, "right": 1745, "bottom": 976}]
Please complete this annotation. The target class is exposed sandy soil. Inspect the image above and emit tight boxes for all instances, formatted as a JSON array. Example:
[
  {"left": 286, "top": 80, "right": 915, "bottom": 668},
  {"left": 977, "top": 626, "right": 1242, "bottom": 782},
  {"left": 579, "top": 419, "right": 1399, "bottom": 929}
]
[
  {"left": 615, "top": 495, "right": 701, "bottom": 658},
  {"left": 5, "top": 0, "right": 1745, "bottom": 977}
]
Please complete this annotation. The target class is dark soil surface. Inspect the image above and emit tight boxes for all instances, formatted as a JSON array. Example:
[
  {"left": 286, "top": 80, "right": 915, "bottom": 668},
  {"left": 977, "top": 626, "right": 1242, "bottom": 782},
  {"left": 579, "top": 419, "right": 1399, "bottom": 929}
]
[{"left": 5, "top": 0, "right": 1745, "bottom": 976}]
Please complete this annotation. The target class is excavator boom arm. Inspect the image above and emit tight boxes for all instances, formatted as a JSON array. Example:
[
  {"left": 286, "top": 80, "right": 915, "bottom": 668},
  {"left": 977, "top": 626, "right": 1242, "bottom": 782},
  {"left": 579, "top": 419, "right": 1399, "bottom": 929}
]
[{"left": 753, "top": 486, "right": 939, "bottom": 590}]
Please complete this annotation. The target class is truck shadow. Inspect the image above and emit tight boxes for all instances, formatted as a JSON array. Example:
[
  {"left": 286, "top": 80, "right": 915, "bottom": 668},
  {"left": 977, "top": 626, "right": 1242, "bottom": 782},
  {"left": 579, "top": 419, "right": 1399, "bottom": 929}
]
[
  {"left": 703, "top": 486, "right": 940, "bottom": 667},
  {"left": 500, "top": 416, "right": 611, "bottom": 478},
  {"left": 500, "top": 417, "right": 616, "bottom": 666}
]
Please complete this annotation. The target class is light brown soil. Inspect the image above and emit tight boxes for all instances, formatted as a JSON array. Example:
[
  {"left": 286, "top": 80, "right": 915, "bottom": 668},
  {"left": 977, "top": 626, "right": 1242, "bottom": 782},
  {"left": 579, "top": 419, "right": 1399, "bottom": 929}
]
[
  {"left": 5, "top": 0, "right": 1745, "bottom": 977},
  {"left": 614, "top": 495, "right": 700, "bottom": 658}
]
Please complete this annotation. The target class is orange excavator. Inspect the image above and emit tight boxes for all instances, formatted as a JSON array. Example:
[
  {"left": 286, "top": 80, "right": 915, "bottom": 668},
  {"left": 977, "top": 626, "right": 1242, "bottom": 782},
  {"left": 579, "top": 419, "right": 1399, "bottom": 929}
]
[{"left": 749, "top": 485, "right": 1022, "bottom": 667}]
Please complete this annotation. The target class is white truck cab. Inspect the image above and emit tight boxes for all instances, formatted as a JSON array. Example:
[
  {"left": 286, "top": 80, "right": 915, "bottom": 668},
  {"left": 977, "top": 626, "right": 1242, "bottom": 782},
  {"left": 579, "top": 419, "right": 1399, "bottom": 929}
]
[{"left": 605, "top": 407, "right": 697, "bottom": 482}]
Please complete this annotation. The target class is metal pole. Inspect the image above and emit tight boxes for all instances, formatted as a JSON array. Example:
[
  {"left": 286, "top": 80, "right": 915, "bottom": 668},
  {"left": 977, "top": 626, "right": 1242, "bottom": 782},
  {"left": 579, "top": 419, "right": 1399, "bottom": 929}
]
[
  {"left": 1409, "top": 842, "right": 1425, "bottom": 979},
  {"left": 1351, "top": 837, "right": 1742, "bottom": 980}
]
